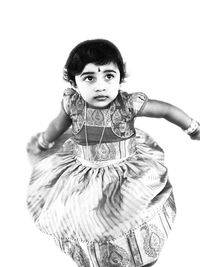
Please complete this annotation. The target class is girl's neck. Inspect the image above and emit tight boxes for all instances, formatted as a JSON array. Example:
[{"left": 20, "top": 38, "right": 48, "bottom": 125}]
[{"left": 86, "top": 102, "right": 112, "bottom": 110}]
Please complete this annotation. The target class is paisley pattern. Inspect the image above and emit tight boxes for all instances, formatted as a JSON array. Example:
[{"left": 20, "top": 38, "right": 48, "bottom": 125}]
[
  {"left": 55, "top": 238, "right": 91, "bottom": 267},
  {"left": 98, "top": 242, "right": 131, "bottom": 267},
  {"left": 52, "top": 194, "right": 176, "bottom": 267},
  {"left": 72, "top": 137, "right": 137, "bottom": 161},
  {"left": 62, "top": 88, "right": 84, "bottom": 134},
  {"left": 109, "top": 92, "right": 135, "bottom": 138},
  {"left": 87, "top": 108, "right": 111, "bottom": 126},
  {"left": 62, "top": 88, "right": 147, "bottom": 138},
  {"left": 142, "top": 224, "right": 165, "bottom": 259},
  {"left": 94, "top": 142, "right": 117, "bottom": 161},
  {"left": 27, "top": 89, "right": 176, "bottom": 267}
]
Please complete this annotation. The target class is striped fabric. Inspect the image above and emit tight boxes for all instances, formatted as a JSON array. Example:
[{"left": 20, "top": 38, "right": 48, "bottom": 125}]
[
  {"left": 53, "top": 192, "right": 175, "bottom": 267},
  {"left": 27, "top": 90, "right": 176, "bottom": 266},
  {"left": 27, "top": 129, "right": 174, "bottom": 244}
]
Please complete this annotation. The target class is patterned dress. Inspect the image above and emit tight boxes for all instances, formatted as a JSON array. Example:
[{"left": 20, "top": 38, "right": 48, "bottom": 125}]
[{"left": 27, "top": 89, "right": 176, "bottom": 267}]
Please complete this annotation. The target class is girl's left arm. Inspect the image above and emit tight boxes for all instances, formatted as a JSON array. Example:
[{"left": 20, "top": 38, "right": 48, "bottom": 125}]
[{"left": 139, "top": 99, "right": 200, "bottom": 140}]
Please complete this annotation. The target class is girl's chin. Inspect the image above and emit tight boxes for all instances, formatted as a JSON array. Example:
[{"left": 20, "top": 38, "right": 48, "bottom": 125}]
[{"left": 86, "top": 100, "right": 111, "bottom": 109}]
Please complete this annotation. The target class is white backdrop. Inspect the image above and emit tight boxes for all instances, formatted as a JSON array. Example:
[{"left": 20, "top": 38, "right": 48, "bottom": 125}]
[{"left": 1, "top": 1, "right": 200, "bottom": 266}]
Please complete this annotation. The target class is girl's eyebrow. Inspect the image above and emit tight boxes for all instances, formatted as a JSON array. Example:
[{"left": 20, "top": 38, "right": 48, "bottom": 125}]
[
  {"left": 81, "top": 69, "right": 117, "bottom": 77},
  {"left": 81, "top": 71, "right": 95, "bottom": 77},
  {"left": 103, "top": 70, "right": 117, "bottom": 74}
]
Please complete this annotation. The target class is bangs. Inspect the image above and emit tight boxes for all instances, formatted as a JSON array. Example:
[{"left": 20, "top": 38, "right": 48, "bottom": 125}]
[{"left": 64, "top": 39, "right": 126, "bottom": 84}]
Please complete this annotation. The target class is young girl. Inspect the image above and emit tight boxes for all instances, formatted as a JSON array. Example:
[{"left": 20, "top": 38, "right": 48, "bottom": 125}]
[{"left": 27, "top": 39, "right": 200, "bottom": 267}]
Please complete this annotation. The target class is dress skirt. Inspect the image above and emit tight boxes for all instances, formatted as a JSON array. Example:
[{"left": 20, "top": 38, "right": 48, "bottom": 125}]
[{"left": 27, "top": 129, "right": 176, "bottom": 267}]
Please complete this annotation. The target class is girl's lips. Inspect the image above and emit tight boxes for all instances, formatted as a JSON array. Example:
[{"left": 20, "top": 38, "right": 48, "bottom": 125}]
[{"left": 94, "top": 96, "right": 108, "bottom": 101}]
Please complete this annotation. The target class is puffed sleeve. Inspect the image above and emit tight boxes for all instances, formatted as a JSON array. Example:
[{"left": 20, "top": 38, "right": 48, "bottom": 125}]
[
  {"left": 129, "top": 92, "right": 148, "bottom": 117},
  {"left": 61, "top": 88, "right": 76, "bottom": 116}
]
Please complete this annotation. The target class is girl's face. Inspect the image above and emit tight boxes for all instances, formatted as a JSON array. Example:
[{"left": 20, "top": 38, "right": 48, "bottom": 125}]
[{"left": 75, "top": 62, "right": 121, "bottom": 108}]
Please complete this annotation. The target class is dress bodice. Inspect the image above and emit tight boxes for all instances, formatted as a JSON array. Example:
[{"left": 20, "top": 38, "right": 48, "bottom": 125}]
[
  {"left": 61, "top": 89, "right": 148, "bottom": 161},
  {"left": 62, "top": 88, "right": 148, "bottom": 141}
]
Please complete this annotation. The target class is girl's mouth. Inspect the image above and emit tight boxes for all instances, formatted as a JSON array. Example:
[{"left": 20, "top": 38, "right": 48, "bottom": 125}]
[{"left": 94, "top": 96, "right": 108, "bottom": 101}]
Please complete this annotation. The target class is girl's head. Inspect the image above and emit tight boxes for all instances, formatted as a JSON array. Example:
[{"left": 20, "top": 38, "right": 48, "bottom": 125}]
[
  {"left": 63, "top": 39, "right": 126, "bottom": 108},
  {"left": 63, "top": 39, "right": 126, "bottom": 86}
]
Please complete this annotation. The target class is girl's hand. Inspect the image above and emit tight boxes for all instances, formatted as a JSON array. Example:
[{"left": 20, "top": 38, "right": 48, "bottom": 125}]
[
  {"left": 27, "top": 133, "right": 43, "bottom": 155},
  {"left": 190, "top": 129, "right": 200, "bottom": 140}
]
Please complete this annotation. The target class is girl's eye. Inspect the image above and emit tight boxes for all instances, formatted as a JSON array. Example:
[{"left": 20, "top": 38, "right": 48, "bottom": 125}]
[
  {"left": 105, "top": 74, "right": 115, "bottom": 80},
  {"left": 83, "top": 76, "right": 95, "bottom": 82}
]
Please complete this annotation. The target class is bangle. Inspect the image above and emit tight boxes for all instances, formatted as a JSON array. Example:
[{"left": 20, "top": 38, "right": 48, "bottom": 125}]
[
  {"left": 38, "top": 133, "right": 55, "bottom": 150},
  {"left": 184, "top": 119, "right": 200, "bottom": 136}
]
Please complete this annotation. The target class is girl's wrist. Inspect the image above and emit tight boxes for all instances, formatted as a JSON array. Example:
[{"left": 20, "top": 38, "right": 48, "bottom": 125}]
[
  {"left": 183, "top": 119, "right": 200, "bottom": 137},
  {"left": 38, "top": 132, "right": 55, "bottom": 150}
]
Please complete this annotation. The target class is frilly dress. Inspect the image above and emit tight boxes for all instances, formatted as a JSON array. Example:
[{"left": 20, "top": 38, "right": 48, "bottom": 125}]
[{"left": 27, "top": 89, "right": 176, "bottom": 267}]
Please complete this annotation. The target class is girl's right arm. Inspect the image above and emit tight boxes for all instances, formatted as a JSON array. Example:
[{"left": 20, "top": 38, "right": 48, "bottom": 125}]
[
  {"left": 42, "top": 107, "right": 72, "bottom": 143},
  {"left": 28, "top": 107, "right": 72, "bottom": 154}
]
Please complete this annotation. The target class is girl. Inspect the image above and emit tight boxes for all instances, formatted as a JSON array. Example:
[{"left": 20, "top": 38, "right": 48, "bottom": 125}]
[{"left": 27, "top": 39, "right": 200, "bottom": 267}]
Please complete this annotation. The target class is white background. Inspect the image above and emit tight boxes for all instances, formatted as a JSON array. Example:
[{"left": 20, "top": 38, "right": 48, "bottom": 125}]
[{"left": 1, "top": 0, "right": 200, "bottom": 266}]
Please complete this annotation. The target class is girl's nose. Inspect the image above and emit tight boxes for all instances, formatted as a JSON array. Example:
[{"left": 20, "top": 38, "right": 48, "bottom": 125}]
[
  {"left": 94, "top": 80, "right": 106, "bottom": 92},
  {"left": 95, "top": 87, "right": 106, "bottom": 92}
]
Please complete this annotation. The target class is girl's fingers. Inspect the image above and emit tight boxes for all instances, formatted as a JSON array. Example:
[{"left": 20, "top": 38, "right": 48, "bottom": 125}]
[{"left": 27, "top": 134, "right": 42, "bottom": 154}]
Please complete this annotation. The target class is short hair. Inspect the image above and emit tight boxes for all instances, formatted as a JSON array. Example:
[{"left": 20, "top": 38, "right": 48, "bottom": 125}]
[{"left": 63, "top": 39, "right": 126, "bottom": 85}]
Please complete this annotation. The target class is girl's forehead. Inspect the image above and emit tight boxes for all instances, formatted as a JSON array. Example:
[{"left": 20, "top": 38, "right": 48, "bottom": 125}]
[{"left": 81, "top": 62, "right": 119, "bottom": 73}]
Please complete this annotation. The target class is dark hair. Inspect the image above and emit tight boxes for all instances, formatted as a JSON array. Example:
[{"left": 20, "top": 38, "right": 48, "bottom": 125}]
[{"left": 63, "top": 39, "right": 126, "bottom": 85}]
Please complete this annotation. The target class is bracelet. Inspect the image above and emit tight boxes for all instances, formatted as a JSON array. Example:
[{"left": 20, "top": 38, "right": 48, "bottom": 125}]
[
  {"left": 38, "top": 133, "right": 55, "bottom": 150},
  {"left": 184, "top": 119, "right": 200, "bottom": 136}
]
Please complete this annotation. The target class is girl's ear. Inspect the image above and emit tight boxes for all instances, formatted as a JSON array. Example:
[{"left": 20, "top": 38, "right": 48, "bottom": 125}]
[
  {"left": 69, "top": 80, "right": 80, "bottom": 93},
  {"left": 69, "top": 80, "right": 77, "bottom": 89}
]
